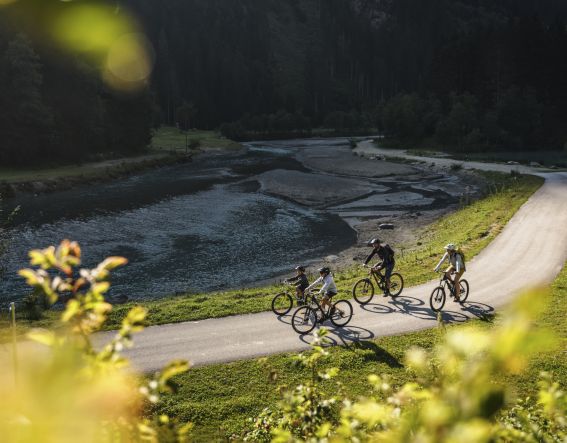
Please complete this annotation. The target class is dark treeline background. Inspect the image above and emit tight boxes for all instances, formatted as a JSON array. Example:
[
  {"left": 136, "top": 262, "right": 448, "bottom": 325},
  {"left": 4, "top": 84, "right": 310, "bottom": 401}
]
[
  {"left": 2, "top": 0, "right": 567, "bottom": 166},
  {"left": 130, "top": 0, "right": 567, "bottom": 150},
  {"left": 0, "top": 19, "right": 155, "bottom": 166}
]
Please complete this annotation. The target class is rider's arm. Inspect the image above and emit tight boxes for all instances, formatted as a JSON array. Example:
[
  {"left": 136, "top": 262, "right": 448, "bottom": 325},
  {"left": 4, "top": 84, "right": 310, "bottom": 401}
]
[
  {"left": 364, "top": 249, "right": 377, "bottom": 265},
  {"left": 305, "top": 276, "right": 322, "bottom": 293},
  {"left": 434, "top": 252, "right": 448, "bottom": 272},
  {"left": 319, "top": 275, "right": 332, "bottom": 293},
  {"left": 286, "top": 275, "right": 300, "bottom": 283}
]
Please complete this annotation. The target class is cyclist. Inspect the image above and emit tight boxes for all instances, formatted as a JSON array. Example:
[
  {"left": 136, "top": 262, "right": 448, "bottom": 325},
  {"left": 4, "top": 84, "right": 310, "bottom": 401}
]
[
  {"left": 434, "top": 243, "right": 466, "bottom": 301},
  {"left": 363, "top": 238, "right": 395, "bottom": 296},
  {"left": 284, "top": 265, "right": 310, "bottom": 299},
  {"left": 305, "top": 267, "right": 342, "bottom": 313}
]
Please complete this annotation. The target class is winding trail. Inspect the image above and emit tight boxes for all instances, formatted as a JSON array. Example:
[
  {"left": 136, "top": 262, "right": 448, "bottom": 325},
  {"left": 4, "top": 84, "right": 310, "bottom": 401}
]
[{"left": 109, "top": 144, "right": 567, "bottom": 372}]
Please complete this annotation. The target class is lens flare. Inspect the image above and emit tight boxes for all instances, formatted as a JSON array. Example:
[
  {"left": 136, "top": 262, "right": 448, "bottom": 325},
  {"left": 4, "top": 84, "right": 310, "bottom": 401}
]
[{"left": 104, "top": 33, "right": 154, "bottom": 91}]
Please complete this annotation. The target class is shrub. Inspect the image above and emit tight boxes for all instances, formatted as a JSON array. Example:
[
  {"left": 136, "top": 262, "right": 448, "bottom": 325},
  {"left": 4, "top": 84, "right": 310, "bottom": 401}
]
[{"left": 1, "top": 240, "right": 192, "bottom": 442}]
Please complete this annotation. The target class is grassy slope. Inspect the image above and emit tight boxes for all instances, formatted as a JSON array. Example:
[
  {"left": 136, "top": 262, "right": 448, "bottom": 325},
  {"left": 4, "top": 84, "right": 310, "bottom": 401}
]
[
  {"left": 0, "top": 128, "right": 238, "bottom": 184},
  {"left": 163, "top": 259, "right": 567, "bottom": 441},
  {"left": 150, "top": 127, "right": 241, "bottom": 152}
]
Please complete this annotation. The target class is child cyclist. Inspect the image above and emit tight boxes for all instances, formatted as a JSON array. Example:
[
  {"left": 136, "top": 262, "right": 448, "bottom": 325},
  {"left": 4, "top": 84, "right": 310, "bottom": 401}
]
[
  {"left": 434, "top": 243, "right": 466, "bottom": 301},
  {"left": 284, "top": 265, "right": 309, "bottom": 299},
  {"left": 305, "top": 267, "right": 343, "bottom": 314}
]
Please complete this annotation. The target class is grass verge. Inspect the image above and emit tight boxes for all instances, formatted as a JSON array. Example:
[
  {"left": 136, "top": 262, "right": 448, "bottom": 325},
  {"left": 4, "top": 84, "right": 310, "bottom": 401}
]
[
  {"left": 0, "top": 128, "right": 239, "bottom": 185},
  {"left": 0, "top": 172, "right": 542, "bottom": 340},
  {"left": 158, "top": 261, "right": 567, "bottom": 441},
  {"left": 150, "top": 127, "right": 241, "bottom": 152}
]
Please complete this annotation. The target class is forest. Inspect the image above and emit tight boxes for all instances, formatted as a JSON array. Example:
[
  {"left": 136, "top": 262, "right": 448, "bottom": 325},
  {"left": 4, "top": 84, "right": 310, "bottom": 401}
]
[{"left": 1, "top": 0, "right": 567, "bottom": 166}]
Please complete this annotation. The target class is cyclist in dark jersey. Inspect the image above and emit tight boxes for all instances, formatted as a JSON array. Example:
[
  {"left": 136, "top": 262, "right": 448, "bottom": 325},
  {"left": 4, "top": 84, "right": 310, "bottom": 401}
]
[
  {"left": 364, "top": 238, "right": 395, "bottom": 296},
  {"left": 284, "top": 266, "right": 309, "bottom": 299}
]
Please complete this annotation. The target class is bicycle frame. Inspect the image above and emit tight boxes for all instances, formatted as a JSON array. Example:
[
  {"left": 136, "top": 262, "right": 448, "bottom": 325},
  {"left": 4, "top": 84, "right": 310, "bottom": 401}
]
[
  {"left": 305, "top": 292, "right": 332, "bottom": 318},
  {"left": 438, "top": 274, "right": 457, "bottom": 295},
  {"left": 367, "top": 268, "right": 387, "bottom": 290},
  {"left": 283, "top": 283, "right": 307, "bottom": 303}
]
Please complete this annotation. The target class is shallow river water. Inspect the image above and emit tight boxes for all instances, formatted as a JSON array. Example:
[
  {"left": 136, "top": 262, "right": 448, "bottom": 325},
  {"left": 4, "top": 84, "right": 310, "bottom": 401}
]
[{"left": 1, "top": 138, "right": 466, "bottom": 303}]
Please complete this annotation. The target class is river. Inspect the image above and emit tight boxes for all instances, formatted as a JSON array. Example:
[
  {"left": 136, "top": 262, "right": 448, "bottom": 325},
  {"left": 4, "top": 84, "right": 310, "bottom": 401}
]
[{"left": 1, "top": 138, "right": 471, "bottom": 303}]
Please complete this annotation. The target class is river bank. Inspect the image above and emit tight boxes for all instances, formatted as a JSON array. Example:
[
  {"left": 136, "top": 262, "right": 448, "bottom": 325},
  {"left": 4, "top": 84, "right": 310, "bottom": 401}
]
[{"left": 0, "top": 127, "right": 240, "bottom": 199}]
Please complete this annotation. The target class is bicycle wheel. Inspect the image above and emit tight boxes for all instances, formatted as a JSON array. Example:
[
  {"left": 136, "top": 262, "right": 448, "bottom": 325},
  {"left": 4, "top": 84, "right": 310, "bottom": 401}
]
[
  {"left": 429, "top": 287, "right": 446, "bottom": 312},
  {"left": 389, "top": 273, "right": 404, "bottom": 298},
  {"left": 458, "top": 280, "right": 469, "bottom": 303},
  {"left": 271, "top": 292, "right": 293, "bottom": 315},
  {"left": 291, "top": 306, "right": 318, "bottom": 334},
  {"left": 330, "top": 300, "right": 353, "bottom": 327},
  {"left": 352, "top": 279, "right": 374, "bottom": 304}
]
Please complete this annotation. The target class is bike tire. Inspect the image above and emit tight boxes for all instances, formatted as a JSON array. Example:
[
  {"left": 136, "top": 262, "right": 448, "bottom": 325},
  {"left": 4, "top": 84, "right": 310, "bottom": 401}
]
[
  {"left": 291, "top": 306, "right": 318, "bottom": 334},
  {"left": 389, "top": 273, "right": 404, "bottom": 298},
  {"left": 430, "top": 287, "right": 446, "bottom": 312},
  {"left": 271, "top": 292, "right": 293, "bottom": 316},
  {"left": 330, "top": 300, "right": 353, "bottom": 327},
  {"left": 352, "top": 278, "right": 375, "bottom": 304},
  {"left": 458, "top": 280, "right": 469, "bottom": 303}
]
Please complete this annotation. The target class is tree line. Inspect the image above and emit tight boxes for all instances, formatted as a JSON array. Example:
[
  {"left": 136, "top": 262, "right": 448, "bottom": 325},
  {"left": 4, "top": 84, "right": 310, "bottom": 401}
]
[
  {"left": 0, "top": 29, "right": 155, "bottom": 167},
  {"left": 2, "top": 0, "right": 567, "bottom": 167},
  {"left": 131, "top": 0, "right": 567, "bottom": 150}
]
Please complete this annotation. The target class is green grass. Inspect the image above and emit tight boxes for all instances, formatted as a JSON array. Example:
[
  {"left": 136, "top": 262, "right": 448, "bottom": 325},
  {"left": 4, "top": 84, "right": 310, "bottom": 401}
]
[
  {"left": 0, "top": 172, "right": 543, "bottom": 342},
  {"left": 0, "top": 128, "right": 240, "bottom": 184},
  {"left": 160, "top": 260, "right": 567, "bottom": 441},
  {"left": 150, "top": 127, "right": 241, "bottom": 152}
]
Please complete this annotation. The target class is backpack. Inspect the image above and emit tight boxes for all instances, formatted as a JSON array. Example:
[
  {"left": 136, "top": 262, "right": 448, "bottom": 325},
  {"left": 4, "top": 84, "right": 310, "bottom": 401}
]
[
  {"left": 456, "top": 248, "right": 466, "bottom": 267},
  {"left": 383, "top": 244, "right": 395, "bottom": 261}
]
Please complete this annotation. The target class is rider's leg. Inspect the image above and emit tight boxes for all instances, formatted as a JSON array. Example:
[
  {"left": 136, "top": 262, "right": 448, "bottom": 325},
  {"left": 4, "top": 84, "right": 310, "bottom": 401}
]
[
  {"left": 385, "top": 263, "right": 394, "bottom": 295},
  {"left": 445, "top": 266, "right": 455, "bottom": 287},
  {"left": 454, "top": 271, "right": 464, "bottom": 301}
]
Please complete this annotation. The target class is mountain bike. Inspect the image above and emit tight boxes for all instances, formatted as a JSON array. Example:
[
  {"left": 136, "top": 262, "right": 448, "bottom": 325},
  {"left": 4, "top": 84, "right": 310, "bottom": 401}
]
[
  {"left": 271, "top": 283, "right": 307, "bottom": 316},
  {"left": 291, "top": 291, "right": 353, "bottom": 334},
  {"left": 352, "top": 265, "right": 404, "bottom": 304},
  {"left": 429, "top": 272, "right": 469, "bottom": 312}
]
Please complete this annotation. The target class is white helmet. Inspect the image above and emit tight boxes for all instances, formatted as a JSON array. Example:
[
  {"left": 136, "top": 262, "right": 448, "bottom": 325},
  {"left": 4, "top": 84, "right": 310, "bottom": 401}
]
[{"left": 444, "top": 243, "right": 456, "bottom": 251}]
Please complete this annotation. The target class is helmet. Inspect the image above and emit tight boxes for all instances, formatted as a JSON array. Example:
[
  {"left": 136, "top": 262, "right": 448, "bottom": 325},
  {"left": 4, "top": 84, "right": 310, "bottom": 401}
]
[
  {"left": 367, "top": 238, "right": 381, "bottom": 246},
  {"left": 444, "top": 243, "right": 456, "bottom": 251},
  {"left": 318, "top": 267, "right": 330, "bottom": 275},
  {"left": 294, "top": 265, "right": 305, "bottom": 272}
]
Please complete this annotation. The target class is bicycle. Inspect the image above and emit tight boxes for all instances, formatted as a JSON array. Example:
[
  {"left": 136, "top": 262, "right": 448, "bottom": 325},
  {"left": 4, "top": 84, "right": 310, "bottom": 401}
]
[
  {"left": 352, "top": 265, "right": 404, "bottom": 304},
  {"left": 291, "top": 291, "right": 353, "bottom": 334},
  {"left": 429, "top": 272, "right": 470, "bottom": 312},
  {"left": 271, "top": 283, "right": 307, "bottom": 316}
]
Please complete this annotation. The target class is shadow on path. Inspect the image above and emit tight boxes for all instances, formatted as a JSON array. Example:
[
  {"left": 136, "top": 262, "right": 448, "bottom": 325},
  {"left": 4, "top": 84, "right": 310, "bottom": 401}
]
[{"left": 460, "top": 301, "right": 495, "bottom": 322}]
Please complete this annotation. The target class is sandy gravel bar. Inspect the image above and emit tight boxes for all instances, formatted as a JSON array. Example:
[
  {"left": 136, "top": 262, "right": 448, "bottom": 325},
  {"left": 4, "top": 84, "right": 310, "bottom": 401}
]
[
  {"left": 256, "top": 169, "right": 390, "bottom": 206},
  {"left": 297, "top": 146, "right": 417, "bottom": 177}
]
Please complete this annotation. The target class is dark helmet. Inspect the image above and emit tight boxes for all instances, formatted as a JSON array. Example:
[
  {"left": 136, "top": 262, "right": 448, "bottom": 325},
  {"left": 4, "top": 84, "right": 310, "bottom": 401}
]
[
  {"left": 318, "top": 267, "right": 330, "bottom": 275},
  {"left": 367, "top": 238, "right": 381, "bottom": 246},
  {"left": 294, "top": 265, "right": 305, "bottom": 272}
]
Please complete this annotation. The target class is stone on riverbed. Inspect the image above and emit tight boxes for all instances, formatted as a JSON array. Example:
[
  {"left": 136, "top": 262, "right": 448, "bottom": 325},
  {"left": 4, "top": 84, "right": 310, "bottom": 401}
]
[{"left": 379, "top": 223, "right": 395, "bottom": 230}]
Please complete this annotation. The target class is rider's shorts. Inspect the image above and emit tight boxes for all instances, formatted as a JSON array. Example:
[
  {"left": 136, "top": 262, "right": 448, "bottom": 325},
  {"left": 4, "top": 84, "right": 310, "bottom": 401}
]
[
  {"left": 323, "top": 290, "right": 337, "bottom": 300},
  {"left": 445, "top": 265, "right": 464, "bottom": 277},
  {"left": 297, "top": 282, "right": 309, "bottom": 291}
]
